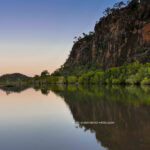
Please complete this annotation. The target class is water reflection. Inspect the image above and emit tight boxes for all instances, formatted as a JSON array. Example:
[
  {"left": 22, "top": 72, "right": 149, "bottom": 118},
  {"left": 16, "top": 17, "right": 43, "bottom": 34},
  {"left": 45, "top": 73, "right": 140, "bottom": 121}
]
[
  {"left": 0, "top": 85, "right": 29, "bottom": 95},
  {"left": 41, "top": 85, "right": 150, "bottom": 150},
  {"left": 1, "top": 85, "right": 150, "bottom": 150}
]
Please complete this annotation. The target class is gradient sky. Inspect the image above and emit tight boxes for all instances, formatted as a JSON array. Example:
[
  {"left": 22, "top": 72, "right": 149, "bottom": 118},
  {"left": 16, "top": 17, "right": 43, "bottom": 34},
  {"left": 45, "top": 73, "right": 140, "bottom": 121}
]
[{"left": 0, "top": 0, "right": 127, "bottom": 76}]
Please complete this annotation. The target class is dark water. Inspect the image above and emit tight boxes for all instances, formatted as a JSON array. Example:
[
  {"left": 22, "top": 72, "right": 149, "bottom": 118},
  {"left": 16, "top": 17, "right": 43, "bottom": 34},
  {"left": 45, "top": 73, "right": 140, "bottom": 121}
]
[{"left": 0, "top": 85, "right": 150, "bottom": 150}]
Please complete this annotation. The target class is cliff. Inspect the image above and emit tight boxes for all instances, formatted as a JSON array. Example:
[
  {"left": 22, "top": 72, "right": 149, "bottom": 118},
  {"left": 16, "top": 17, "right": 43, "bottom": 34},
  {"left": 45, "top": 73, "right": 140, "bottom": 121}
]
[{"left": 55, "top": 0, "right": 150, "bottom": 75}]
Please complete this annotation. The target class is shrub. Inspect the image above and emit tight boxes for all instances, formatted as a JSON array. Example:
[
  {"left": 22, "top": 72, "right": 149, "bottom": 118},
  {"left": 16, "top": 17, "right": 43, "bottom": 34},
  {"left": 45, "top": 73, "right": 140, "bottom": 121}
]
[
  {"left": 48, "top": 76, "right": 57, "bottom": 84},
  {"left": 41, "top": 70, "right": 50, "bottom": 77},
  {"left": 78, "top": 71, "right": 94, "bottom": 84},
  {"left": 67, "top": 76, "right": 77, "bottom": 84},
  {"left": 112, "top": 79, "right": 122, "bottom": 84},
  {"left": 141, "top": 77, "right": 150, "bottom": 85},
  {"left": 90, "top": 72, "right": 104, "bottom": 84},
  {"left": 125, "top": 76, "right": 136, "bottom": 84},
  {"left": 31, "top": 61, "right": 150, "bottom": 85},
  {"left": 48, "top": 76, "right": 66, "bottom": 84},
  {"left": 125, "top": 73, "right": 141, "bottom": 85},
  {"left": 56, "top": 76, "right": 66, "bottom": 84}
]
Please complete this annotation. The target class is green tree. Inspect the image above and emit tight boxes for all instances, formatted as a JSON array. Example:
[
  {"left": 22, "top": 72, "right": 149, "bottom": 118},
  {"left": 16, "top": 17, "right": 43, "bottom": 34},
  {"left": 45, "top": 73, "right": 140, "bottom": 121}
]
[
  {"left": 34, "top": 75, "right": 40, "bottom": 80},
  {"left": 41, "top": 70, "right": 50, "bottom": 77},
  {"left": 78, "top": 71, "right": 94, "bottom": 84},
  {"left": 68, "top": 76, "right": 77, "bottom": 84},
  {"left": 90, "top": 72, "right": 104, "bottom": 84}
]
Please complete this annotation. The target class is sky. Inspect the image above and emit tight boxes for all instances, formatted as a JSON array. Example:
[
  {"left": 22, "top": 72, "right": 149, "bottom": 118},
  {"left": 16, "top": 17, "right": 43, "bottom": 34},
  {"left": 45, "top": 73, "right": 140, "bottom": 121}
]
[{"left": 0, "top": 0, "right": 127, "bottom": 76}]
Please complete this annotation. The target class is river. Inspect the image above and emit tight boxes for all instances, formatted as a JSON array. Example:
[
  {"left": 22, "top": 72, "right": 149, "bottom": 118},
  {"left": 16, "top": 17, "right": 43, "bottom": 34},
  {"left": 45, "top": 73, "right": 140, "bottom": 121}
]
[{"left": 0, "top": 85, "right": 150, "bottom": 150}]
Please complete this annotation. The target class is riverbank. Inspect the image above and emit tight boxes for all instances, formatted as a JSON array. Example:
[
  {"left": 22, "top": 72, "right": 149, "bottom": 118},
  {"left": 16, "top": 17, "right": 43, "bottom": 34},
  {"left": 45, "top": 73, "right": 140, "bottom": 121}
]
[
  {"left": 1, "top": 61, "right": 150, "bottom": 86},
  {"left": 28, "top": 61, "right": 150, "bottom": 86}
]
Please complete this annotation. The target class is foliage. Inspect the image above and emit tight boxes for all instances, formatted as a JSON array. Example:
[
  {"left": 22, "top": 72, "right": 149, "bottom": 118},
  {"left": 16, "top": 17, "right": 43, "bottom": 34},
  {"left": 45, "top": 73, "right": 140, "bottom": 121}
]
[
  {"left": 77, "top": 61, "right": 150, "bottom": 85},
  {"left": 67, "top": 76, "right": 77, "bottom": 84},
  {"left": 0, "top": 73, "right": 31, "bottom": 86},
  {"left": 103, "top": 7, "right": 112, "bottom": 16},
  {"left": 2, "top": 61, "right": 150, "bottom": 86},
  {"left": 27, "top": 61, "right": 150, "bottom": 86},
  {"left": 90, "top": 72, "right": 105, "bottom": 84},
  {"left": 56, "top": 76, "right": 66, "bottom": 84},
  {"left": 113, "top": 1, "right": 126, "bottom": 9},
  {"left": 78, "top": 71, "right": 94, "bottom": 84},
  {"left": 49, "top": 84, "right": 150, "bottom": 106},
  {"left": 73, "top": 31, "right": 94, "bottom": 44},
  {"left": 52, "top": 63, "right": 102, "bottom": 77},
  {"left": 127, "top": 0, "right": 139, "bottom": 9},
  {"left": 41, "top": 70, "right": 50, "bottom": 77},
  {"left": 141, "top": 77, "right": 150, "bottom": 85}
]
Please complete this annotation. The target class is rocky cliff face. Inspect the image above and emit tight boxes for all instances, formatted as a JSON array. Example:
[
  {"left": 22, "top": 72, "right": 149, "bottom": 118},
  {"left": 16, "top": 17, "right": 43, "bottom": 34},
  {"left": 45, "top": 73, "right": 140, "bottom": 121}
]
[{"left": 64, "top": 1, "right": 150, "bottom": 70}]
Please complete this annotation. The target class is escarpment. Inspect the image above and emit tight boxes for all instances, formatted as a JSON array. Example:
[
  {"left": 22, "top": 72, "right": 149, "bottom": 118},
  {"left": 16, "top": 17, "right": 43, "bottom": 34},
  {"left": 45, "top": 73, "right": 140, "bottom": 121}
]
[
  {"left": 63, "top": 1, "right": 150, "bottom": 72},
  {"left": 93, "top": 2, "right": 150, "bottom": 69}
]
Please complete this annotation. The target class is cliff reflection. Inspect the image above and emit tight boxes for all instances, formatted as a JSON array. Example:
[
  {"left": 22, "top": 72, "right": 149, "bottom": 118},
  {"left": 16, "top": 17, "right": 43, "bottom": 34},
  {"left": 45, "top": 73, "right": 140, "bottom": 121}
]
[{"left": 50, "top": 85, "right": 150, "bottom": 150}]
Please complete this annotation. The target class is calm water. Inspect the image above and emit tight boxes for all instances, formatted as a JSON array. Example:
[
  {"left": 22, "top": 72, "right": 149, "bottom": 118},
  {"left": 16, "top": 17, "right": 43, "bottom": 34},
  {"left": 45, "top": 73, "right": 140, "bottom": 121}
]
[{"left": 0, "top": 85, "right": 150, "bottom": 150}]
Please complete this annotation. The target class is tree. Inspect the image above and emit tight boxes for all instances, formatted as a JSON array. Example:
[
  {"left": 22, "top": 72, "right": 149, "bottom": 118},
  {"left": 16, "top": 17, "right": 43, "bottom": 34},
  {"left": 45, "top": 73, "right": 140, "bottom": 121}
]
[
  {"left": 141, "top": 0, "right": 150, "bottom": 4},
  {"left": 82, "top": 33, "right": 87, "bottom": 37},
  {"left": 127, "top": 0, "right": 139, "bottom": 8},
  {"left": 103, "top": 7, "right": 112, "bottom": 16},
  {"left": 78, "top": 36, "right": 82, "bottom": 41},
  {"left": 113, "top": 1, "right": 126, "bottom": 9},
  {"left": 34, "top": 75, "right": 39, "bottom": 78},
  {"left": 89, "top": 31, "right": 94, "bottom": 35},
  {"left": 68, "top": 76, "right": 77, "bottom": 84},
  {"left": 34, "top": 75, "right": 40, "bottom": 80},
  {"left": 41, "top": 70, "right": 50, "bottom": 77}
]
